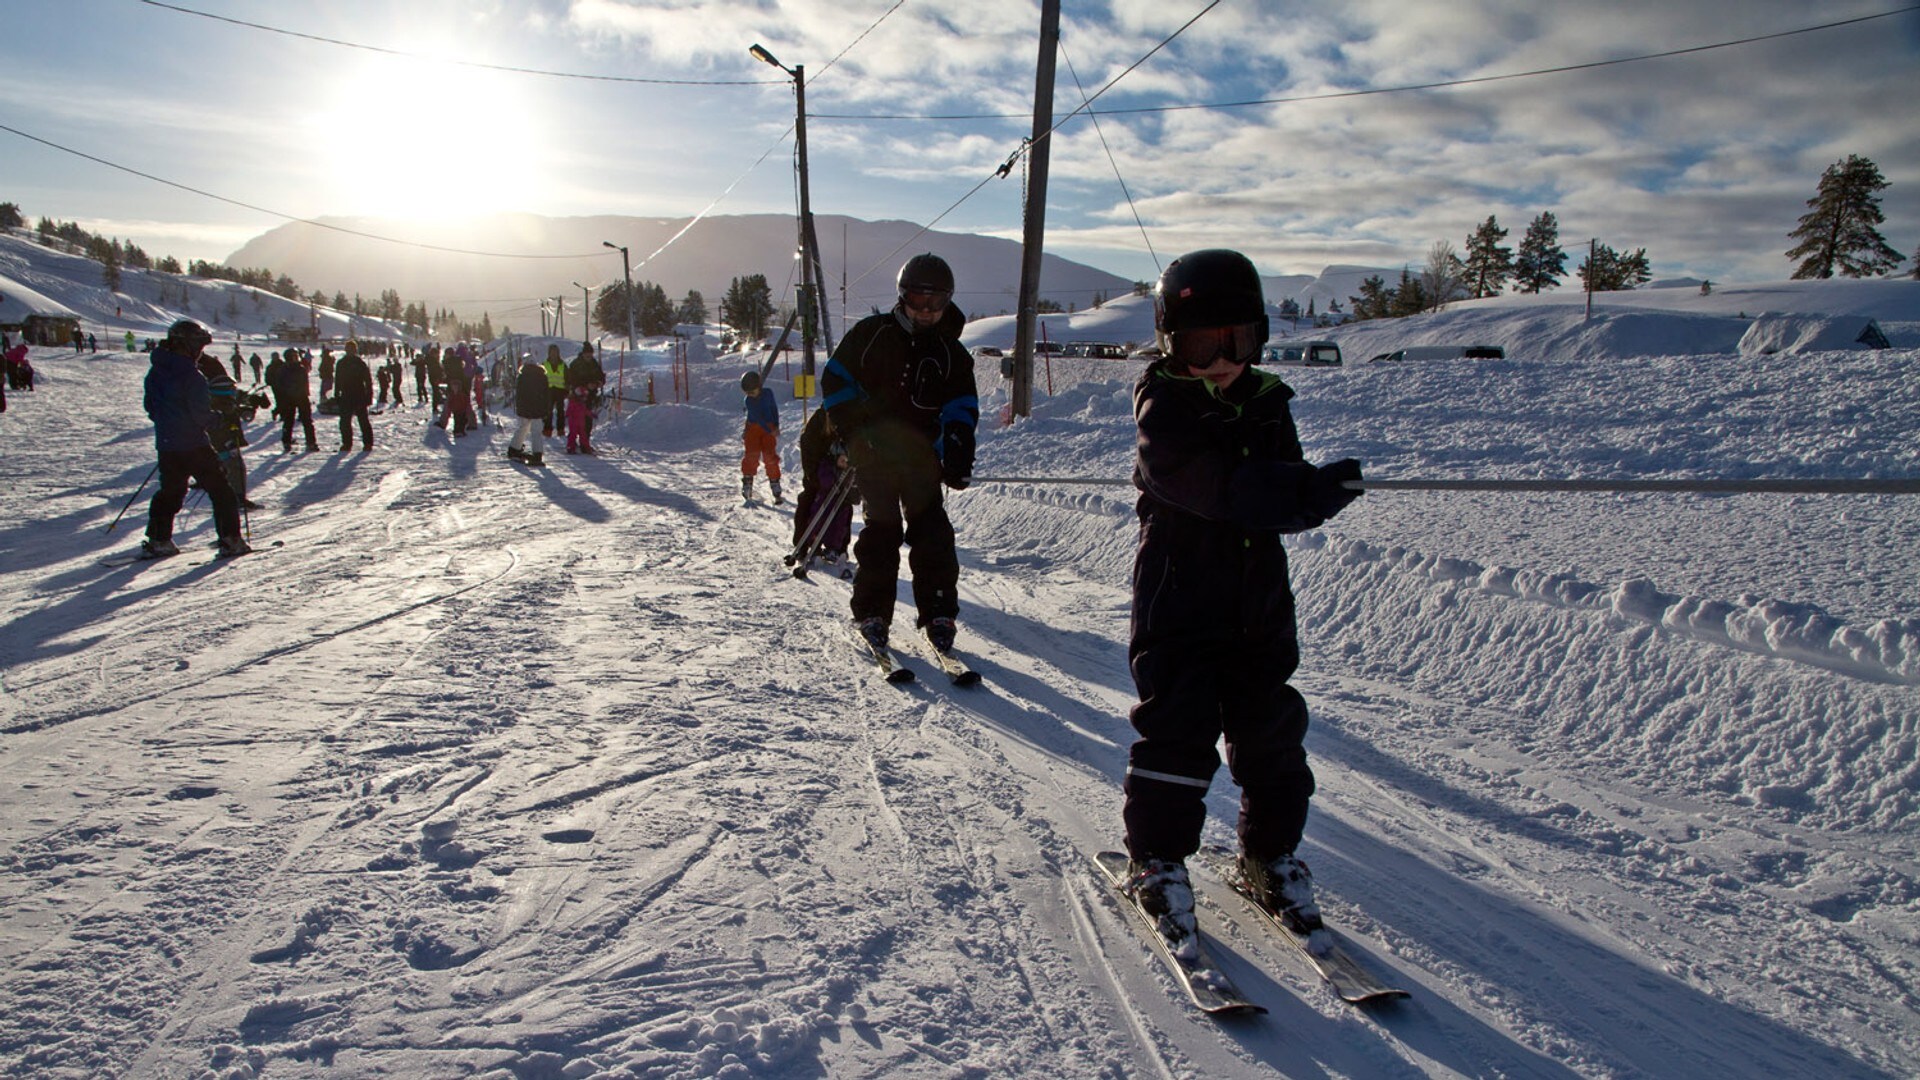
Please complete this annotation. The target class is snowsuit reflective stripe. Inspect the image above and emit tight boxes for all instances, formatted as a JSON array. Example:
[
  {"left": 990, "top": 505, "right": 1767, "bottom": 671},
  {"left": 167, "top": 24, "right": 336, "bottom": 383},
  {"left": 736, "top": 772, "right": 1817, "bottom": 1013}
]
[{"left": 1123, "top": 363, "right": 1334, "bottom": 865}]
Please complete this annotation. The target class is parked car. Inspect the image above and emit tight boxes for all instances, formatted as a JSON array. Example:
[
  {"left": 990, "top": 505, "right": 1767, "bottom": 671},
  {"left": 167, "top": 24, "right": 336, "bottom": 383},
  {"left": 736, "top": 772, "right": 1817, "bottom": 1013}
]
[
  {"left": 1266, "top": 340, "right": 1342, "bottom": 366},
  {"left": 1062, "top": 341, "right": 1128, "bottom": 359}
]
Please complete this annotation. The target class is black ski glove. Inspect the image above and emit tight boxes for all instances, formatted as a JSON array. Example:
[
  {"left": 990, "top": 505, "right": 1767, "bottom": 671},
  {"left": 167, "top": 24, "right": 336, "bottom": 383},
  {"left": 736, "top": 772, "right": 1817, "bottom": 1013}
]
[
  {"left": 940, "top": 421, "right": 974, "bottom": 490},
  {"left": 1310, "top": 458, "right": 1364, "bottom": 520}
]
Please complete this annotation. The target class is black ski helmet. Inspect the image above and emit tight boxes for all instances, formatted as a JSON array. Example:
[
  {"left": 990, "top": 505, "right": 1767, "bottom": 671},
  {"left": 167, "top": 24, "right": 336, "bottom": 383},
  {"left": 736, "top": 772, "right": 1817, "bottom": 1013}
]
[
  {"left": 1155, "top": 249, "right": 1269, "bottom": 339},
  {"left": 164, "top": 318, "right": 212, "bottom": 353},
  {"left": 740, "top": 370, "right": 761, "bottom": 392},
  {"left": 896, "top": 253, "right": 954, "bottom": 303}
]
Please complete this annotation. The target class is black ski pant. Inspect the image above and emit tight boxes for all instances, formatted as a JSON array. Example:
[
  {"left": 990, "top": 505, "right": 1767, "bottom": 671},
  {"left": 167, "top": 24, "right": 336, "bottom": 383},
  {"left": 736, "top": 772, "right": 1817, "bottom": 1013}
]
[
  {"left": 339, "top": 404, "right": 373, "bottom": 449},
  {"left": 1122, "top": 526, "right": 1314, "bottom": 865},
  {"left": 147, "top": 445, "right": 242, "bottom": 543},
  {"left": 280, "top": 400, "right": 316, "bottom": 449},
  {"left": 848, "top": 460, "right": 957, "bottom": 628}
]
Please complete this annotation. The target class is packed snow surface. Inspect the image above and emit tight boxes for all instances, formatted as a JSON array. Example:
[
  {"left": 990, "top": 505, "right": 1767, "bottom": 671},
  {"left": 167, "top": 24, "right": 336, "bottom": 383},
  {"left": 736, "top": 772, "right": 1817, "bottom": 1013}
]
[{"left": 3, "top": 238, "right": 1919, "bottom": 1078}]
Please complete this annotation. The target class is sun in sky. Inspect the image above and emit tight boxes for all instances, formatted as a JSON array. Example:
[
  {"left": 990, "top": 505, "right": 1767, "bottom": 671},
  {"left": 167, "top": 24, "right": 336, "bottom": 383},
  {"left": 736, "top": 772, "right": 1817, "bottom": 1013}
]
[{"left": 304, "top": 59, "right": 549, "bottom": 221}]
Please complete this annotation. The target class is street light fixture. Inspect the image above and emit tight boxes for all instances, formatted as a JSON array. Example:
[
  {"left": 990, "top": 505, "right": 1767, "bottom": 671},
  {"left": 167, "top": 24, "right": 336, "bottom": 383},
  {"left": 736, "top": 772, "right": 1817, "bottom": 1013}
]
[{"left": 750, "top": 41, "right": 832, "bottom": 388}]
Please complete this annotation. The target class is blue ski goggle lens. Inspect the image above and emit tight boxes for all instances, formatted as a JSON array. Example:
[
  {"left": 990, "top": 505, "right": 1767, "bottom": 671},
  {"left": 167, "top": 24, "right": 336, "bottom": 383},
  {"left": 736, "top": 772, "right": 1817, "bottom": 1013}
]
[{"left": 1167, "top": 322, "right": 1264, "bottom": 369}]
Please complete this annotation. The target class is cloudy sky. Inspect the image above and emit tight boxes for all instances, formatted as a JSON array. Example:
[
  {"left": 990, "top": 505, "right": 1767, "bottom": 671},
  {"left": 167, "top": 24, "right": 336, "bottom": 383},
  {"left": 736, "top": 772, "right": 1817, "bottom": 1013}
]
[{"left": 3, "top": 0, "right": 1917, "bottom": 289}]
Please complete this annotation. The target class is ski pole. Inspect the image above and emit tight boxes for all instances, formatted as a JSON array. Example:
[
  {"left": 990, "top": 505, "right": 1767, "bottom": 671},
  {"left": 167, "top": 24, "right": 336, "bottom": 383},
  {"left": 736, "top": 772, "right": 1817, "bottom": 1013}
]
[
  {"left": 790, "top": 474, "right": 859, "bottom": 579},
  {"left": 785, "top": 468, "right": 848, "bottom": 566},
  {"left": 786, "top": 467, "right": 855, "bottom": 569},
  {"left": 105, "top": 463, "right": 159, "bottom": 534}
]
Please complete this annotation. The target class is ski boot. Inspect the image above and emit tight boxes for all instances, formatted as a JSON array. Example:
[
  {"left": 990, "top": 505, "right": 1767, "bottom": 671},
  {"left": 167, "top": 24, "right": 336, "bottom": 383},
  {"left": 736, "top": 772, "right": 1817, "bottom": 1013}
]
[
  {"left": 742, "top": 476, "right": 754, "bottom": 503},
  {"left": 1125, "top": 858, "right": 1197, "bottom": 944},
  {"left": 140, "top": 537, "right": 180, "bottom": 560},
  {"left": 926, "top": 616, "right": 957, "bottom": 653},
  {"left": 215, "top": 535, "right": 253, "bottom": 559},
  {"left": 854, "top": 616, "right": 890, "bottom": 653},
  {"left": 1238, "top": 851, "right": 1322, "bottom": 932},
  {"left": 770, "top": 478, "right": 785, "bottom": 504}
]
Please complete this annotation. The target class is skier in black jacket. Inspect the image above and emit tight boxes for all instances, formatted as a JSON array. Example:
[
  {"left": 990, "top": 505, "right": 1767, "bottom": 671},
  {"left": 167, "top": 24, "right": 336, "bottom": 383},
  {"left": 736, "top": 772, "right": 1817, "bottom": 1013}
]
[
  {"left": 1118, "top": 249, "right": 1364, "bottom": 946},
  {"left": 333, "top": 341, "right": 374, "bottom": 451},
  {"left": 507, "top": 356, "right": 551, "bottom": 466},
  {"left": 821, "top": 253, "right": 978, "bottom": 653}
]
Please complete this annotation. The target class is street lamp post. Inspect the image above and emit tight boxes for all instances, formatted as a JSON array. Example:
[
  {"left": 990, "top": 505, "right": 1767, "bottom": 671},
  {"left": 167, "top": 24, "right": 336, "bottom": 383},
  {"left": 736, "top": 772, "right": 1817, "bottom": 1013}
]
[
  {"left": 599, "top": 240, "right": 637, "bottom": 407},
  {"left": 603, "top": 241, "right": 636, "bottom": 356},
  {"left": 572, "top": 282, "right": 593, "bottom": 341},
  {"left": 751, "top": 43, "right": 833, "bottom": 392}
]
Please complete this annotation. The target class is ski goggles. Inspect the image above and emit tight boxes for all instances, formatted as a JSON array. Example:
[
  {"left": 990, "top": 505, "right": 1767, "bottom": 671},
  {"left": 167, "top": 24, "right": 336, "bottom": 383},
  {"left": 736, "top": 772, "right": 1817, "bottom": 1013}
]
[
  {"left": 902, "top": 286, "right": 952, "bottom": 314},
  {"left": 1164, "top": 322, "right": 1265, "bottom": 370}
]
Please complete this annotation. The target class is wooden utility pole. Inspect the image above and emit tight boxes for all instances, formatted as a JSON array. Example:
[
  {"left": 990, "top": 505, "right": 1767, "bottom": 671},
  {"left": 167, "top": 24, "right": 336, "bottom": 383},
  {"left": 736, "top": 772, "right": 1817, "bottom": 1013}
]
[{"left": 1010, "top": 0, "right": 1061, "bottom": 421}]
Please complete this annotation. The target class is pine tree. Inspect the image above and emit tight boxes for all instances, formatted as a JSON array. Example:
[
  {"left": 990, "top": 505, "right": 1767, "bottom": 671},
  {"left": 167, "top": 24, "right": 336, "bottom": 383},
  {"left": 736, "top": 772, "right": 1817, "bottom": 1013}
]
[
  {"left": 1349, "top": 275, "right": 1391, "bottom": 321},
  {"left": 677, "top": 290, "right": 708, "bottom": 325},
  {"left": 1514, "top": 212, "right": 1567, "bottom": 293},
  {"left": 1463, "top": 215, "right": 1514, "bottom": 298},
  {"left": 1786, "top": 155, "right": 1903, "bottom": 278},
  {"left": 0, "top": 202, "right": 22, "bottom": 229},
  {"left": 721, "top": 274, "right": 774, "bottom": 339}
]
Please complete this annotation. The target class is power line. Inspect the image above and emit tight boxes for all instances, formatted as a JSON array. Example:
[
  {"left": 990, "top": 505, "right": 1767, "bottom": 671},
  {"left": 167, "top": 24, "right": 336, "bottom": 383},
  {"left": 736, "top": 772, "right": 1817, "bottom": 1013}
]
[
  {"left": 136, "top": 0, "right": 781, "bottom": 85},
  {"left": 814, "top": 5, "right": 1920, "bottom": 121},
  {"left": 0, "top": 122, "right": 612, "bottom": 260}
]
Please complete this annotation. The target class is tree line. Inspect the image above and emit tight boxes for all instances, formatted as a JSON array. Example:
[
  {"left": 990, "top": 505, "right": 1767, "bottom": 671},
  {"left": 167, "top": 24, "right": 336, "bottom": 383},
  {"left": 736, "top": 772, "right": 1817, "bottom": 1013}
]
[{"left": 1344, "top": 153, "right": 1912, "bottom": 324}]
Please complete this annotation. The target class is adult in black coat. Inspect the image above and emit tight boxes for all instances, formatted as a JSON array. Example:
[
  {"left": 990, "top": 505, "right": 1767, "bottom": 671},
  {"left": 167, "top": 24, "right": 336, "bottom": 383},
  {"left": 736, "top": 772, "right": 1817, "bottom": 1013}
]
[
  {"left": 333, "top": 341, "right": 375, "bottom": 451},
  {"left": 820, "top": 253, "right": 977, "bottom": 651},
  {"left": 268, "top": 351, "right": 318, "bottom": 451},
  {"left": 507, "top": 359, "right": 552, "bottom": 466}
]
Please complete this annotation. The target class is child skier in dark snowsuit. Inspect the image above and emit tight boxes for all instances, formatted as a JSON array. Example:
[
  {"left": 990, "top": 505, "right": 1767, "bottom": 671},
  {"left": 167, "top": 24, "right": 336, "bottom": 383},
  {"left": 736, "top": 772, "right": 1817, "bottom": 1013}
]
[
  {"left": 1118, "top": 249, "right": 1364, "bottom": 948},
  {"left": 792, "top": 405, "right": 854, "bottom": 563}
]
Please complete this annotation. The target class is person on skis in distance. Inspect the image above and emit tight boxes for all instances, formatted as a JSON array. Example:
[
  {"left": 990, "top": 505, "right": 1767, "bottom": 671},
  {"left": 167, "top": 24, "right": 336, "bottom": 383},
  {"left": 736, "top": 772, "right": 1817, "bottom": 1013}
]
[
  {"left": 141, "top": 319, "right": 251, "bottom": 559},
  {"left": 1120, "top": 249, "right": 1364, "bottom": 946},
  {"left": 821, "top": 252, "right": 977, "bottom": 654},
  {"left": 739, "top": 369, "right": 783, "bottom": 503}
]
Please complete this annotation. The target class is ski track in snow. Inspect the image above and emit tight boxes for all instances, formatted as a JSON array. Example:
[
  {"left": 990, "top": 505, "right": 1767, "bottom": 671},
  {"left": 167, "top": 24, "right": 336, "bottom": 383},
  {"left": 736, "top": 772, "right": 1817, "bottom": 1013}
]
[{"left": 2, "top": 323, "right": 1918, "bottom": 1079}]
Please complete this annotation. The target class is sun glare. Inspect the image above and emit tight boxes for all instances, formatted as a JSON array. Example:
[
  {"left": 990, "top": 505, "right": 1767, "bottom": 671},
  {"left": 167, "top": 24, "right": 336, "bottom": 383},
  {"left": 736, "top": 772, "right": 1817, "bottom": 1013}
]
[{"left": 306, "top": 61, "right": 546, "bottom": 222}]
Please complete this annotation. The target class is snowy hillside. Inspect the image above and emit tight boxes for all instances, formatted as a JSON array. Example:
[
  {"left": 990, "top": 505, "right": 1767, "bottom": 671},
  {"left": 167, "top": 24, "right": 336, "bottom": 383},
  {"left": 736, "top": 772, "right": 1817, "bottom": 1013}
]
[{"left": 3, "top": 239, "right": 1920, "bottom": 1079}]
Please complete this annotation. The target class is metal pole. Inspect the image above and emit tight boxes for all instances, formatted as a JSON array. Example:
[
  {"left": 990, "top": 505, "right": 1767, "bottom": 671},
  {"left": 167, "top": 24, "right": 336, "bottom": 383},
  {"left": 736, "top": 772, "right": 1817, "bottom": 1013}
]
[{"left": 1011, "top": 0, "right": 1061, "bottom": 421}]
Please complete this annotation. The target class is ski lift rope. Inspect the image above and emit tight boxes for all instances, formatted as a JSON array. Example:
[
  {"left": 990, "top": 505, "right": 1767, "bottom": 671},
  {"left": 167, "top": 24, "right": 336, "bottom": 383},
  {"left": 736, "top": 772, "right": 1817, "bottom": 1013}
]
[{"left": 967, "top": 477, "right": 1920, "bottom": 495}]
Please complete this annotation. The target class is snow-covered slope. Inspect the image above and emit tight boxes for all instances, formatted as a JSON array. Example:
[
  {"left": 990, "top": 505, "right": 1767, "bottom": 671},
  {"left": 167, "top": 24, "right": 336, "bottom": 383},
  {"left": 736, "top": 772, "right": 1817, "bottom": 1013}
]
[{"left": 3, "top": 239, "right": 1919, "bottom": 1078}]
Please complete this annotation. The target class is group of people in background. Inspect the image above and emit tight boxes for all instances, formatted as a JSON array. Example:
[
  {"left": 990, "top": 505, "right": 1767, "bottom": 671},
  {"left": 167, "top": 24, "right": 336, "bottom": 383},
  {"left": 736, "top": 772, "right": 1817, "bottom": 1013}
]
[{"left": 507, "top": 341, "right": 604, "bottom": 464}]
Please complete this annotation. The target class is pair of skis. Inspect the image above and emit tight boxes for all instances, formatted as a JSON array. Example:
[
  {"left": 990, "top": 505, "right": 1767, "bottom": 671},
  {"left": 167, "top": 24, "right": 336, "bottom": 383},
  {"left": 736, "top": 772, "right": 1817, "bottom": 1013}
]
[
  {"left": 849, "top": 623, "right": 981, "bottom": 687},
  {"left": 1093, "top": 849, "right": 1408, "bottom": 1016}
]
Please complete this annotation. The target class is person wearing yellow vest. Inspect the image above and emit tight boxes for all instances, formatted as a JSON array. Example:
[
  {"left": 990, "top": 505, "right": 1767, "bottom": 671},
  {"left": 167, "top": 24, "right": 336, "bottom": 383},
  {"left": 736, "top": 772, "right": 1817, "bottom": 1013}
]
[{"left": 542, "top": 344, "right": 568, "bottom": 438}]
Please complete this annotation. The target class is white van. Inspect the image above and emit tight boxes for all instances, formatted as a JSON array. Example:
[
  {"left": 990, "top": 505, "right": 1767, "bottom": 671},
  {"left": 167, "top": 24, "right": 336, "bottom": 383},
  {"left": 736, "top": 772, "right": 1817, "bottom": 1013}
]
[{"left": 1265, "top": 340, "right": 1342, "bottom": 367}]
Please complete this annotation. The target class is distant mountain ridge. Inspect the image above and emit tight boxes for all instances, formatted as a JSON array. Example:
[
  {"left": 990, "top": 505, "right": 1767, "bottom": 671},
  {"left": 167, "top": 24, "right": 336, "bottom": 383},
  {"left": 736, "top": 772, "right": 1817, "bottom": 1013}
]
[{"left": 226, "top": 212, "right": 1141, "bottom": 323}]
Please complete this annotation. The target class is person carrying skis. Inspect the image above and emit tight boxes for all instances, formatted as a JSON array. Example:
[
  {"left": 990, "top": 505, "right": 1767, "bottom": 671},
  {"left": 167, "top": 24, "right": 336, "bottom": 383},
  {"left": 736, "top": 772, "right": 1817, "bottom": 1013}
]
[
  {"left": 333, "top": 340, "right": 374, "bottom": 451},
  {"left": 1118, "top": 249, "right": 1364, "bottom": 946},
  {"left": 792, "top": 404, "right": 854, "bottom": 564},
  {"left": 739, "top": 370, "right": 783, "bottom": 503},
  {"left": 507, "top": 354, "right": 551, "bottom": 466},
  {"left": 820, "top": 252, "right": 977, "bottom": 654},
  {"left": 141, "top": 320, "right": 250, "bottom": 558},
  {"left": 564, "top": 342, "right": 605, "bottom": 454}
]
